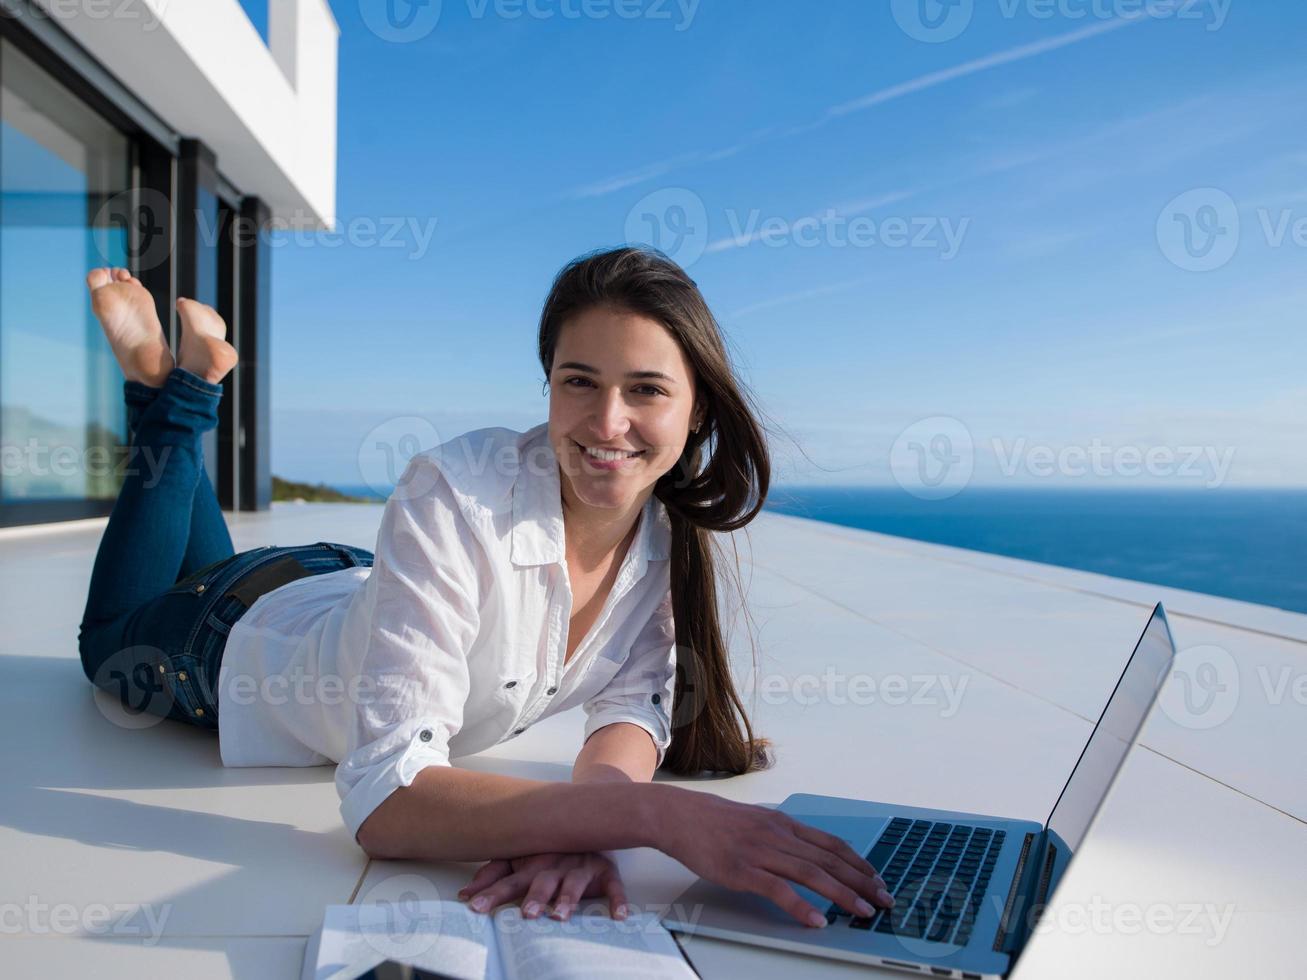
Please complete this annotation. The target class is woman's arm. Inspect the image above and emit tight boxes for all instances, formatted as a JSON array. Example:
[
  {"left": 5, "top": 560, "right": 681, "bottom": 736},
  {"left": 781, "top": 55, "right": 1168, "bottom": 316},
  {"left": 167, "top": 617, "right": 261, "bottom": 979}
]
[
  {"left": 572, "top": 721, "right": 657, "bottom": 784},
  {"left": 356, "top": 766, "right": 662, "bottom": 861}
]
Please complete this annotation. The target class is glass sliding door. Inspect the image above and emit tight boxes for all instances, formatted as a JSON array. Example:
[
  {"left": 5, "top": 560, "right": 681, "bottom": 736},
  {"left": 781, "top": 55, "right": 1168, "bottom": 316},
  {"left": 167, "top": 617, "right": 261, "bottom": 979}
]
[{"left": 1, "top": 37, "right": 131, "bottom": 511}]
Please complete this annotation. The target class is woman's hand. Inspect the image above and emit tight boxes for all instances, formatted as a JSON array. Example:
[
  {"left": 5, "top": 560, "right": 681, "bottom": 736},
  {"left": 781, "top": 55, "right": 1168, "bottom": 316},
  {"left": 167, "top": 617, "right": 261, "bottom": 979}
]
[
  {"left": 654, "top": 787, "right": 895, "bottom": 928},
  {"left": 457, "top": 851, "right": 629, "bottom": 921}
]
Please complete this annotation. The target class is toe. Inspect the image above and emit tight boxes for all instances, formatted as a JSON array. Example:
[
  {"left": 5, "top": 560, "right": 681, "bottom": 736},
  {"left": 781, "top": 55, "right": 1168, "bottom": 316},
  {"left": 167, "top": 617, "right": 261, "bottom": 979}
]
[
  {"left": 113, "top": 268, "right": 132, "bottom": 282},
  {"left": 87, "top": 267, "right": 110, "bottom": 290}
]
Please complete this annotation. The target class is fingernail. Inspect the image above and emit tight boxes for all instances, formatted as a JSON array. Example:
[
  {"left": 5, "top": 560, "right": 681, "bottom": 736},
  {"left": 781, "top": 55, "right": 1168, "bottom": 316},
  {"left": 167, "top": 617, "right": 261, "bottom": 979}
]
[
  {"left": 471, "top": 897, "right": 488, "bottom": 912},
  {"left": 808, "top": 911, "right": 828, "bottom": 928},
  {"left": 550, "top": 904, "right": 568, "bottom": 919},
  {"left": 855, "top": 899, "right": 874, "bottom": 916},
  {"left": 524, "top": 901, "right": 540, "bottom": 916},
  {"left": 878, "top": 888, "right": 895, "bottom": 907}
]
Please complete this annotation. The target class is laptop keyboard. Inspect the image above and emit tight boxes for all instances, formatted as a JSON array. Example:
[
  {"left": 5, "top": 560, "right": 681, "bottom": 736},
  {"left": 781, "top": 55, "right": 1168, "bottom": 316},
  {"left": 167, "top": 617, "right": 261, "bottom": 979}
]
[{"left": 826, "top": 818, "right": 1005, "bottom": 946}]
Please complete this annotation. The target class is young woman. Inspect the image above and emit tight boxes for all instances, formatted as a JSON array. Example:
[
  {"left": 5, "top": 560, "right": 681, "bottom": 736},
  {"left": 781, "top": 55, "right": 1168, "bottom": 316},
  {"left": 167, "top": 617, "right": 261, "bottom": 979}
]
[{"left": 77, "top": 246, "right": 893, "bottom": 931}]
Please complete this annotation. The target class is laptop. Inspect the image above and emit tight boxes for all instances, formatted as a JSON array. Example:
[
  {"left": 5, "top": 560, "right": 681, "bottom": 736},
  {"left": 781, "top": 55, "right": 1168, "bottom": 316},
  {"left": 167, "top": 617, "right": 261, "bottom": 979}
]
[{"left": 661, "top": 603, "right": 1177, "bottom": 979}]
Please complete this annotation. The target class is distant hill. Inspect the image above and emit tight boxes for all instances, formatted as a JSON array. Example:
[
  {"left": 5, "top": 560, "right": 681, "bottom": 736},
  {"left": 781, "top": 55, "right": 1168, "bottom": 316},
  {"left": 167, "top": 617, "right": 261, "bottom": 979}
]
[{"left": 271, "top": 476, "right": 377, "bottom": 503}]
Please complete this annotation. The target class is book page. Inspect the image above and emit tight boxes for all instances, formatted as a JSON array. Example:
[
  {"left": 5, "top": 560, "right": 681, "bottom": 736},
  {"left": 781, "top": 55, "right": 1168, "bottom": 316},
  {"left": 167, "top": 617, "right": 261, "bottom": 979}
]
[
  {"left": 315, "top": 901, "right": 503, "bottom": 980},
  {"left": 493, "top": 906, "right": 696, "bottom": 980}
]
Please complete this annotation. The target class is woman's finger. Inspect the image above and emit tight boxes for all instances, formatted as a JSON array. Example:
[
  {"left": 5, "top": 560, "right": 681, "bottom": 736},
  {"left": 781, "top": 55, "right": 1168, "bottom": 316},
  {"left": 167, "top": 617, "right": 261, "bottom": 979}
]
[
  {"left": 549, "top": 867, "right": 595, "bottom": 920},
  {"left": 739, "top": 866, "right": 831, "bottom": 928},
  {"left": 458, "top": 859, "right": 514, "bottom": 901},
  {"left": 762, "top": 848, "right": 880, "bottom": 919},
  {"left": 521, "top": 869, "right": 566, "bottom": 918},
  {"left": 790, "top": 819, "right": 888, "bottom": 882},
  {"left": 467, "top": 870, "right": 535, "bottom": 913},
  {"left": 602, "top": 867, "right": 630, "bottom": 920},
  {"left": 768, "top": 829, "right": 891, "bottom": 908}
]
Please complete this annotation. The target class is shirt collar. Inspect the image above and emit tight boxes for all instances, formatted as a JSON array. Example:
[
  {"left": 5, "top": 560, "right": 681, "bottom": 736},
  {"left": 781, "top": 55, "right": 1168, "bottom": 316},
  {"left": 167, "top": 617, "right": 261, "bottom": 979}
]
[{"left": 511, "top": 422, "right": 672, "bottom": 568}]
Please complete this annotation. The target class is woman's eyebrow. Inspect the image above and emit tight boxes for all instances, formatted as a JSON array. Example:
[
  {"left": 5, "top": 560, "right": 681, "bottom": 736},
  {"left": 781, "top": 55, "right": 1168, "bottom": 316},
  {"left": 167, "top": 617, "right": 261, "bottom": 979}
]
[{"left": 555, "top": 361, "right": 678, "bottom": 384}]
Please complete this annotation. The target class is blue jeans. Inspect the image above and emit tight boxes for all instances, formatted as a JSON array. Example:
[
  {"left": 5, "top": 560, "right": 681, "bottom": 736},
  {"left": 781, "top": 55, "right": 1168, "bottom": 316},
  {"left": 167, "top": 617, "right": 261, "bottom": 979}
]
[{"left": 77, "top": 367, "right": 373, "bottom": 731}]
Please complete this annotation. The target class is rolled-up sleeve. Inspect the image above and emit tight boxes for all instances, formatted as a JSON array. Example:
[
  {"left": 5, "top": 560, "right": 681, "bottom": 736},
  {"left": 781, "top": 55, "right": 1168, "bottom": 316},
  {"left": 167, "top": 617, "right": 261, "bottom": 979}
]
[
  {"left": 582, "top": 590, "right": 677, "bottom": 767},
  {"left": 335, "top": 454, "right": 482, "bottom": 841}
]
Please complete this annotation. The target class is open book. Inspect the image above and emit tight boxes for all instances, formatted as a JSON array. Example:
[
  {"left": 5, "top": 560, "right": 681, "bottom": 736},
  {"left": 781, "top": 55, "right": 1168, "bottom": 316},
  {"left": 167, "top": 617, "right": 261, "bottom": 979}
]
[{"left": 302, "top": 901, "right": 698, "bottom": 980}]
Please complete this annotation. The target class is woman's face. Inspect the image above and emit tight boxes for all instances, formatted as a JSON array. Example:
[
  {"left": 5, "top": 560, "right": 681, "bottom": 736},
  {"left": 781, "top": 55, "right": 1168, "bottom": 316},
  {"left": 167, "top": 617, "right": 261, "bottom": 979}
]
[{"left": 548, "top": 305, "right": 702, "bottom": 516}]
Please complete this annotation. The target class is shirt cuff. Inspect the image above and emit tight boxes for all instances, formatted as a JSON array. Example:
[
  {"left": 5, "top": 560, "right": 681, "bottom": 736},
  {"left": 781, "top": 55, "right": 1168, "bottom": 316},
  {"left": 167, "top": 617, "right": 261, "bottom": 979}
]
[{"left": 336, "top": 717, "right": 453, "bottom": 841}]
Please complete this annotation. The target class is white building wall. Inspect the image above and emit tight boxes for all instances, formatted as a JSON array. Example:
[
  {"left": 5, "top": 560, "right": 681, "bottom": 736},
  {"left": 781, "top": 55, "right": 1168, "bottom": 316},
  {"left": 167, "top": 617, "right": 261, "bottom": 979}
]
[{"left": 32, "top": 0, "right": 338, "bottom": 228}]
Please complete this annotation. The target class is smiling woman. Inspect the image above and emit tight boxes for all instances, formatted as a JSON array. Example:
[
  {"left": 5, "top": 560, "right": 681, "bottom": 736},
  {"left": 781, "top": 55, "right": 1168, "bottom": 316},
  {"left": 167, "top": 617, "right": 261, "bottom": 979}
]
[{"left": 76, "top": 246, "right": 894, "bottom": 932}]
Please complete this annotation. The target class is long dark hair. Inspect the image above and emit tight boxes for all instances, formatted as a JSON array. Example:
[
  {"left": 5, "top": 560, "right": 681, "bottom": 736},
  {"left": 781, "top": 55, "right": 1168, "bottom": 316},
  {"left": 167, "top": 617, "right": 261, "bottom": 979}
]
[{"left": 538, "top": 245, "right": 774, "bottom": 776}]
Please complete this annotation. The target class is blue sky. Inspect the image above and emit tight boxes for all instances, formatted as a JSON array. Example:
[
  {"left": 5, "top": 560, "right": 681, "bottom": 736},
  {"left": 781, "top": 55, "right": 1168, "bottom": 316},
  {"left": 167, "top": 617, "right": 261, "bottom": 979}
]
[{"left": 262, "top": 0, "right": 1306, "bottom": 490}]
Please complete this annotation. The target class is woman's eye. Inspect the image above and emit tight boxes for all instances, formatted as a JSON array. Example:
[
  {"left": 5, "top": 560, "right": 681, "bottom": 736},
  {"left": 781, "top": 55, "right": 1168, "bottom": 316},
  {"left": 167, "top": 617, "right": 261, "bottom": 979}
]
[{"left": 563, "top": 377, "right": 663, "bottom": 396}]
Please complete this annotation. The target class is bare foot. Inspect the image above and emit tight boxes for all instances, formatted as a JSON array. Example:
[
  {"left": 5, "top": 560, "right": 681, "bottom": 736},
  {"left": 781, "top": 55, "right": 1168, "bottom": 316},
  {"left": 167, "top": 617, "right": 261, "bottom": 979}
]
[
  {"left": 87, "top": 267, "right": 175, "bottom": 386},
  {"left": 176, "top": 297, "right": 238, "bottom": 385}
]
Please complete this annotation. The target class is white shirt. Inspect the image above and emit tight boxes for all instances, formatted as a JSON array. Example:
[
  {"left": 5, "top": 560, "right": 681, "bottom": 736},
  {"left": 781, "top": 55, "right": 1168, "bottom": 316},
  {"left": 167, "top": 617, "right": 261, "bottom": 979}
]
[{"left": 217, "top": 421, "right": 677, "bottom": 841}]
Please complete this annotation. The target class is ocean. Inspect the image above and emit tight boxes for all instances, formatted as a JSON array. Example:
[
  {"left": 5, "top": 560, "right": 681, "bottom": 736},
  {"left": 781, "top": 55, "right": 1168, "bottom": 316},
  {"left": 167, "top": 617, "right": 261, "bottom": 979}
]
[
  {"left": 765, "top": 487, "right": 1307, "bottom": 616},
  {"left": 330, "top": 483, "right": 1307, "bottom": 616}
]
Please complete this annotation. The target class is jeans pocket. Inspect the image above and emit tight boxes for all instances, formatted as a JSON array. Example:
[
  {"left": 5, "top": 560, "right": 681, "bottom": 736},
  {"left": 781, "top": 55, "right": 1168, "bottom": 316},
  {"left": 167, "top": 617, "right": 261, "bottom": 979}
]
[{"left": 157, "top": 652, "right": 214, "bottom": 726}]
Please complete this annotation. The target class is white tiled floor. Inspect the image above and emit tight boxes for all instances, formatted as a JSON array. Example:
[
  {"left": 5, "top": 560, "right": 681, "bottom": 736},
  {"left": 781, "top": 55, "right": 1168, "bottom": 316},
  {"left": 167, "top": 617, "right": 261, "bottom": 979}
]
[{"left": 1, "top": 502, "right": 1301, "bottom": 978}]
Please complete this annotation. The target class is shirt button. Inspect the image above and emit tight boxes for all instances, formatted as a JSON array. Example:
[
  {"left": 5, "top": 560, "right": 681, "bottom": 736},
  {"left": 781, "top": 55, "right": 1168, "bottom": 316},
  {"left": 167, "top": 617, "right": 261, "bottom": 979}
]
[
  {"left": 504, "top": 680, "right": 517, "bottom": 689},
  {"left": 513, "top": 727, "right": 525, "bottom": 735},
  {"left": 419, "top": 729, "right": 433, "bottom": 742},
  {"left": 651, "top": 693, "right": 661, "bottom": 705},
  {"left": 546, "top": 686, "right": 557, "bottom": 695}
]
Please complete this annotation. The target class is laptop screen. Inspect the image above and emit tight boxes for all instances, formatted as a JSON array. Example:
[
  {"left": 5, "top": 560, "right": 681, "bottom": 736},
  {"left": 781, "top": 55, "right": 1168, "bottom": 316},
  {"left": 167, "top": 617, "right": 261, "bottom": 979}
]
[{"left": 1043, "top": 604, "right": 1177, "bottom": 851}]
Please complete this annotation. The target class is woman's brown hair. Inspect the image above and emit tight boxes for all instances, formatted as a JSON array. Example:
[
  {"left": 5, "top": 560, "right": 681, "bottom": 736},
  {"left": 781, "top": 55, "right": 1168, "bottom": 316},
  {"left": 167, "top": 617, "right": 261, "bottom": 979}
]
[{"left": 537, "top": 245, "right": 774, "bottom": 776}]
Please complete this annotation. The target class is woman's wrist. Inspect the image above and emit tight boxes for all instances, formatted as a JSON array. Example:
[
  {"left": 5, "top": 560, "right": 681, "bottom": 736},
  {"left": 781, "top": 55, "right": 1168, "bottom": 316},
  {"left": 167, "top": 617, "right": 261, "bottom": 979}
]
[{"left": 629, "top": 781, "right": 678, "bottom": 852}]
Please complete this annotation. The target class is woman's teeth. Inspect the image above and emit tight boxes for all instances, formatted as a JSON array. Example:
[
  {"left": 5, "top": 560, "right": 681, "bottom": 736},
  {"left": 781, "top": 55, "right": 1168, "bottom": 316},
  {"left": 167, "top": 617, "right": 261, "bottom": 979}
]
[{"left": 579, "top": 442, "right": 643, "bottom": 461}]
